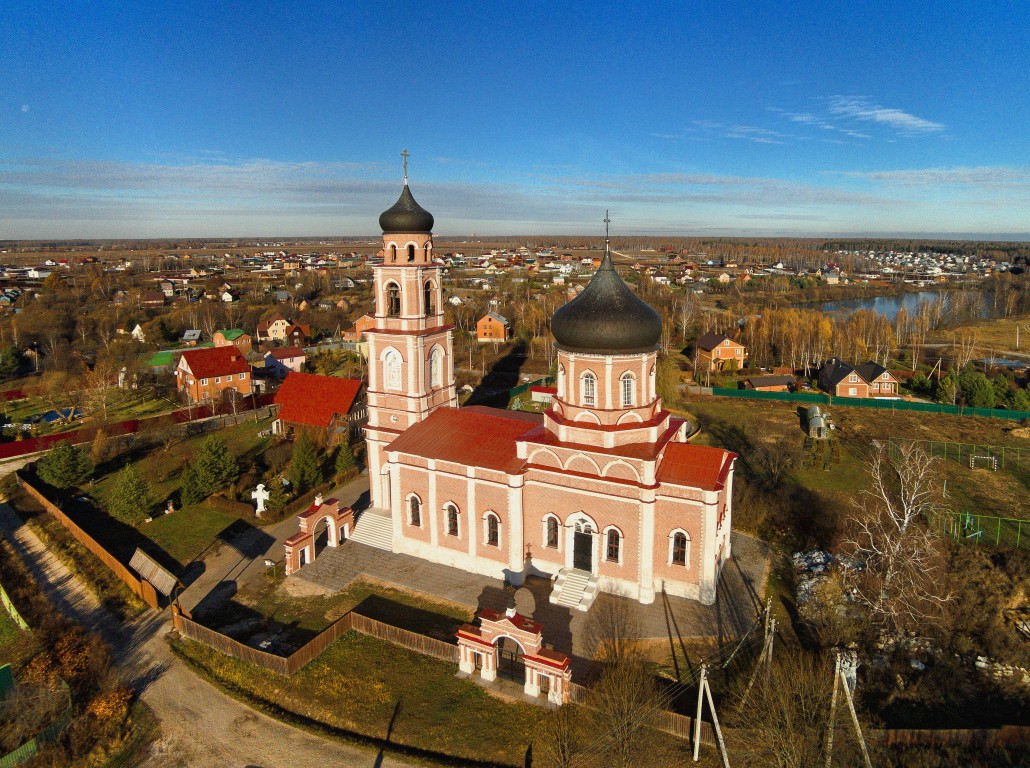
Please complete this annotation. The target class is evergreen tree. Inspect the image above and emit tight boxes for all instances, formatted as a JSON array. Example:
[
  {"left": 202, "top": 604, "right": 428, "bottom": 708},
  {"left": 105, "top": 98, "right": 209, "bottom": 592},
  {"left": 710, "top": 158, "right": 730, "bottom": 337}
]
[
  {"left": 36, "top": 443, "right": 93, "bottom": 490},
  {"left": 966, "top": 374, "right": 996, "bottom": 409},
  {"left": 266, "top": 480, "right": 289, "bottom": 515},
  {"left": 180, "top": 461, "right": 207, "bottom": 507},
  {"left": 288, "top": 431, "right": 322, "bottom": 493},
  {"left": 334, "top": 442, "right": 356, "bottom": 475},
  {"left": 935, "top": 375, "right": 957, "bottom": 405},
  {"left": 107, "top": 465, "right": 155, "bottom": 523},
  {"left": 0, "top": 346, "right": 22, "bottom": 379},
  {"left": 194, "top": 435, "right": 239, "bottom": 492}
]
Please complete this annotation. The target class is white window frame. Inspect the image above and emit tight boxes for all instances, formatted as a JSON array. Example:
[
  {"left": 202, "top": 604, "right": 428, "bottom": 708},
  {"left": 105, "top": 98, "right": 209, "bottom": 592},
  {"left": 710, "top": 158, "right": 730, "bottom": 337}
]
[
  {"left": 602, "top": 525, "right": 623, "bottom": 565},
  {"left": 620, "top": 372, "right": 634, "bottom": 407},
  {"left": 484, "top": 512, "right": 501, "bottom": 548},
  {"left": 581, "top": 372, "right": 596, "bottom": 407},
  {"left": 542, "top": 514, "right": 561, "bottom": 550},
  {"left": 215, "top": 377, "right": 221, "bottom": 384},
  {"left": 407, "top": 494, "right": 422, "bottom": 527},
  {"left": 668, "top": 529, "right": 691, "bottom": 568},
  {"left": 444, "top": 502, "right": 460, "bottom": 537},
  {"left": 201, "top": 378, "right": 208, "bottom": 386}
]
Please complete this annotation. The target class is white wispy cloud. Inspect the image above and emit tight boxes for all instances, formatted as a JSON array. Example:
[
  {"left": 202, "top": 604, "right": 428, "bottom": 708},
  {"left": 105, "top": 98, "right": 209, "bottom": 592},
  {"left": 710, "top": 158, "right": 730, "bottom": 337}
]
[
  {"left": 842, "top": 165, "right": 1030, "bottom": 188},
  {"left": 827, "top": 96, "right": 944, "bottom": 134}
]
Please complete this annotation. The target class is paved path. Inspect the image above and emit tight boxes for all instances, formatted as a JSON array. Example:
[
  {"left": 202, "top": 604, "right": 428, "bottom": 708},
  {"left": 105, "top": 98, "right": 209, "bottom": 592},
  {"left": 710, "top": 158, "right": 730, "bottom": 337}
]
[
  {"left": 178, "top": 472, "right": 372, "bottom": 617},
  {"left": 0, "top": 501, "right": 415, "bottom": 768}
]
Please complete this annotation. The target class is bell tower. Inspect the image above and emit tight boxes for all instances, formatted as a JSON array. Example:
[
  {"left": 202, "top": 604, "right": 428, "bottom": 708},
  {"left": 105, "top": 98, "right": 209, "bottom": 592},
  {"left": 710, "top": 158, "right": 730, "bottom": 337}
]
[{"left": 365, "top": 151, "right": 457, "bottom": 510}]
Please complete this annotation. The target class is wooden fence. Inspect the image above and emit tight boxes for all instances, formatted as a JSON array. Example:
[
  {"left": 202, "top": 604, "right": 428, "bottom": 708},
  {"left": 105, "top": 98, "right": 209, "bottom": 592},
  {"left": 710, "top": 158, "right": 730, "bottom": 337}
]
[
  {"left": 16, "top": 475, "right": 160, "bottom": 610},
  {"left": 171, "top": 604, "right": 460, "bottom": 675},
  {"left": 871, "top": 725, "right": 1030, "bottom": 748}
]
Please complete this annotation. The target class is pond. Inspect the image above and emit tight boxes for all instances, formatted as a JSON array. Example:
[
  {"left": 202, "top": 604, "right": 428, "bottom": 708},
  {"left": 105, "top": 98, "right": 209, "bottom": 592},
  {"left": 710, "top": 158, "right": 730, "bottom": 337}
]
[{"left": 814, "top": 291, "right": 947, "bottom": 321}]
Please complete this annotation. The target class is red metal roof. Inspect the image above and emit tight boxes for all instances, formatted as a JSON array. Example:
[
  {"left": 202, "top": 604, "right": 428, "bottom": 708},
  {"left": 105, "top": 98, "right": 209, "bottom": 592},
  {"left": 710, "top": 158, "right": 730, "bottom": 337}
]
[
  {"left": 274, "top": 372, "right": 362, "bottom": 429},
  {"left": 657, "top": 443, "right": 736, "bottom": 491},
  {"left": 180, "top": 346, "right": 250, "bottom": 379},
  {"left": 387, "top": 406, "right": 541, "bottom": 473},
  {"left": 268, "top": 345, "right": 305, "bottom": 360}
]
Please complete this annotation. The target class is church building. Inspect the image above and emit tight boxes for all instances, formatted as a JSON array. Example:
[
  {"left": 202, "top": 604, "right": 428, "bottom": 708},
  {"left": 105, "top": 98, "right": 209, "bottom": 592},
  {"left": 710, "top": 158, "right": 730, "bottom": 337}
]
[{"left": 348, "top": 163, "right": 736, "bottom": 608}]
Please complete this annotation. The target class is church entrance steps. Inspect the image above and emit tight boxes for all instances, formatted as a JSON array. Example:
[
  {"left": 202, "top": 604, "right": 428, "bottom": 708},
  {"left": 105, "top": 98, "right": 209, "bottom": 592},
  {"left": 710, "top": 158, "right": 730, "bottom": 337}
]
[
  {"left": 349, "top": 508, "right": 393, "bottom": 551},
  {"left": 549, "top": 568, "right": 598, "bottom": 612}
]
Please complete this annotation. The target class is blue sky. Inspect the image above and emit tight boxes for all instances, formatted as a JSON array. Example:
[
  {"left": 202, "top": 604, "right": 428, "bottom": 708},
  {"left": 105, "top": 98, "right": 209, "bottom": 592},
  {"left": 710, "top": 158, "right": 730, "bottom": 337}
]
[{"left": 3, "top": 1, "right": 1030, "bottom": 239}]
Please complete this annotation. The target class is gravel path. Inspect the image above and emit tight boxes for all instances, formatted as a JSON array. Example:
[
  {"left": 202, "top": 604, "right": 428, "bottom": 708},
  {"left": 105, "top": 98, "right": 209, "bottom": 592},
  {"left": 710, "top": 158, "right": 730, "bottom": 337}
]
[{"left": 0, "top": 502, "right": 415, "bottom": 768}]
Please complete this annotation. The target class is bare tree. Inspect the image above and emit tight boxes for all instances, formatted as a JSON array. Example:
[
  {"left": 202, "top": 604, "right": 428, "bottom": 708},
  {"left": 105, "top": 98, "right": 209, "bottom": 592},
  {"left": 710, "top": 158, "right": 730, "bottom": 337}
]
[
  {"left": 587, "top": 656, "right": 671, "bottom": 768},
  {"left": 840, "top": 443, "right": 951, "bottom": 644},
  {"left": 538, "top": 704, "right": 582, "bottom": 768},
  {"left": 729, "top": 651, "right": 864, "bottom": 768}
]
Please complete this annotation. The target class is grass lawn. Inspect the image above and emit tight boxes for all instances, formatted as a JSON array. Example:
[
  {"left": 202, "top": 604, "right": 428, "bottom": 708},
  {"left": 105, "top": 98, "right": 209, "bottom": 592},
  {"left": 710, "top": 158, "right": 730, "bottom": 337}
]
[
  {"left": 174, "top": 631, "right": 545, "bottom": 765},
  {"left": 925, "top": 312, "right": 1030, "bottom": 353},
  {"left": 0, "top": 606, "right": 24, "bottom": 657},
  {"left": 141, "top": 503, "right": 238, "bottom": 566},
  {"left": 213, "top": 575, "right": 475, "bottom": 650},
  {"left": 682, "top": 395, "right": 1030, "bottom": 521}
]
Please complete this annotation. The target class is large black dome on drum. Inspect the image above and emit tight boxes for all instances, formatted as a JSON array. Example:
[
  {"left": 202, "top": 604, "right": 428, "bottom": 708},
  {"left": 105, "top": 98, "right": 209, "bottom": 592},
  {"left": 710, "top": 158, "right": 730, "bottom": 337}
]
[
  {"left": 379, "top": 183, "right": 434, "bottom": 234},
  {"left": 550, "top": 249, "right": 662, "bottom": 355}
]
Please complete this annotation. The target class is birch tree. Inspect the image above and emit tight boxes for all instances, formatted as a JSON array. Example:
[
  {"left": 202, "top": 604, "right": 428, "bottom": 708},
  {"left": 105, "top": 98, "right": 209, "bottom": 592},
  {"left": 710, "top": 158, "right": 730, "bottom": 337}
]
[{"left": 840, "top": 443, "right": 951, "bottom": 645}]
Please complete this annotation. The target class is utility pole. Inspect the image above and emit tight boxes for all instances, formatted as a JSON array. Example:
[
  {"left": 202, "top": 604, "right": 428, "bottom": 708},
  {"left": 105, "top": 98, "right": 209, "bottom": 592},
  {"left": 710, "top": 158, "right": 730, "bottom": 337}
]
[
  {"left": 824, "top": 652, "right": 872, "bottom": 768},
  {"left": 693, "top": 662, "right": 731, "bottom": 767},
  {"left": 740, "top": 600, "right": 776, "bottom": 707}
]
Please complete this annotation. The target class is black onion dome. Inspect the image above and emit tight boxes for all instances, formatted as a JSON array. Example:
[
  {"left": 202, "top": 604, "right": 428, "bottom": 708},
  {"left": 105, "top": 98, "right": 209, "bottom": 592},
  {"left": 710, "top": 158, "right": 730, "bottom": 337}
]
[
  {"left": 551, "top": 250, "right": 662, "bottom": 354},
  {"left": 379, "top": 183, "right": 434, "bottom": 233}
]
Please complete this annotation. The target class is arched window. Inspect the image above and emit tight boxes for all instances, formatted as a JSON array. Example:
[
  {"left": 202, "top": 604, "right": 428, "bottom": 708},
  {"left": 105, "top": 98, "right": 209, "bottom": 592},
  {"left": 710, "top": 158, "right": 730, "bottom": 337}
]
[
  {"left": 385, "top": 283, "right": 401, "bottom": 317},
  {"left": 649, "top": 365, "right": 657, "bottom": 400},
  {"left": 621, "top": 372, "right": 634, "bottom": 407},
  {"left": 424, "top": 243, "right": 432, "bottom": 260},
  {"left": 581, "top": 372, "right": 596, "bottom": 407},
  {"left": 446, "top": 503, "right": 459, "bottom": 536},
  {"left": 389, "top": 244, "right": 397, "bottom": 263},
  {"left": 407, "top": 244, "right": 416, "bottom": 262},
  {"left": 486, "top": 513, "right": 500, "bottom": 547},
  {"left": 670, "top": 530, "right": 690, "bottom": 567},
  {"left": 409, "top": 496, "right": 421, "bottom": 527},
  {"left": 606, "top": 528, "right": 621, "bottom": 563},
  {"left": 385, "top": 350, "right": 402, "bottom": 390},
  {"left": 423, "top": 280, "right": 435, "bottom": 315},
  {"left": 545, "top": 516, "right": 559, "bottom": 549},
  {"left": 429, "top": 347, "right": 444, "bottom": 388},
  {"left": 556, "top": 365, "right": 565, "bottom": 399}
]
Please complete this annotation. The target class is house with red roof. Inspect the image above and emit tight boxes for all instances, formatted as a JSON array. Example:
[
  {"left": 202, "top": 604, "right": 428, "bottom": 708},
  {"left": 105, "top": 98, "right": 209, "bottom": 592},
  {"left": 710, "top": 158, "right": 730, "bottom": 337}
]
[
  {"left": 272, "top": 372, "right": 366, "bottom": 444},
  {"left": 263, "top": 345, "right": 306, "bottom": 378},
  {"left": 175, "top": 346, "right": 252, "bottom": 402}
]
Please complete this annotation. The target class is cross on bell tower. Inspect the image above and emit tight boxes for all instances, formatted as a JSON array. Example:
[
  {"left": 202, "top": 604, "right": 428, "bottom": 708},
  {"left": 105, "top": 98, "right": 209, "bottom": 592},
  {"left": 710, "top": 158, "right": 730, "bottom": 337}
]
[{"left": 401, "top": 148, "right": 410, "bottom": 183}]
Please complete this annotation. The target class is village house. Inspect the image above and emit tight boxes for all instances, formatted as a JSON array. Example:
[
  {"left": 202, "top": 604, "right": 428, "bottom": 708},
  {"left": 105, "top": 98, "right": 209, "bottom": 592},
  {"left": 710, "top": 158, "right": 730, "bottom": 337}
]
[
  {"left": 263, "top": 346, "right": 307, "bottom": 378},
  {"left": 175, "top": 346, "right": 252, "bottom": 402},
  {"left": 342, "top": 313, "right": 376, "bottom": 342},
  {"left": 477, "top": 312, "right": 512, "bottom": 343},
  {"left": 256, "top": 313, "right": 292, "bottom": 342},
  {"left": 272, "top": 371, "right": 366, "bottom": 444},
  {"left": 213, "top": 329, "right": 252, "bottom": 354},
  {"left": 743, "top": 374, "right": 794, "bottom": 392},
  {"left": 818, "top": 358, "right": 900, "bottom": 398},
  {"left": 181, "top": 329, "right": 202, "bottom": 346},
  {"left": 694, "top": 331, "right": 747, "bottom": 372}
]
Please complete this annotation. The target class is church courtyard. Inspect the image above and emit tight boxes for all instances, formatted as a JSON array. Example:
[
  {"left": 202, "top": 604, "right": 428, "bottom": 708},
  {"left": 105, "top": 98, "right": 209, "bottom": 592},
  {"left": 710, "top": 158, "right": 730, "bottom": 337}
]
[{"left": 289, "top": 528, "right": 770, "bottom": 666}]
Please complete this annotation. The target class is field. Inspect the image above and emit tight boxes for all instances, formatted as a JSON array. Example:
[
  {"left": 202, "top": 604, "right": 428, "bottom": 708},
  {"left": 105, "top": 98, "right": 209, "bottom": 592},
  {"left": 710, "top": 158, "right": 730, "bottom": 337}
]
[
  {"left": 926, "top": 312, "right": 1030, "bottom": 357},
  {"left": 680, "top": 395, "right": 1030, "bottom": 545}
]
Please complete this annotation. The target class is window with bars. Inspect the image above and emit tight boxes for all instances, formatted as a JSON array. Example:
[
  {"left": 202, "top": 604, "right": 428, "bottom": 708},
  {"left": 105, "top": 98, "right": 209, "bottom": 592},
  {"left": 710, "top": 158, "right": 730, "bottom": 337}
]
[
  {"left": 409, "top": 496, "right": 421, "bottom": 527},
  {"left": 671, "top": 531, "right": 689, "bottom": 566},
  {"left": 486, "top": 514, "right": 499, "bottom": 547},
  {"left": 546, "top": 517, "right": 559, "bottom": 549},
  {"left": 446, "top": 504, "right": 459, "bottom": 536}
]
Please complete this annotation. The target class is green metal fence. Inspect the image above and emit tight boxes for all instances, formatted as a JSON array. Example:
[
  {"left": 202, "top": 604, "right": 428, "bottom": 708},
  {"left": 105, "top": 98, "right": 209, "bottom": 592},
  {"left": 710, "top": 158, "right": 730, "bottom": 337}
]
[
  {"left": 888, "top": 438, "right": 1028, "bottom": 473},
  {"left": 930, "top": 510, "right": 1029, "bottom": 550},
  {"left": 0, "top": 585, "right": 28, "bottom": 631},
  {"left": 710, "top": 387, "right": 1030, "bottom": 422},
  {"left": 508, "top": 376, "right": 554, "bottom": 399}
]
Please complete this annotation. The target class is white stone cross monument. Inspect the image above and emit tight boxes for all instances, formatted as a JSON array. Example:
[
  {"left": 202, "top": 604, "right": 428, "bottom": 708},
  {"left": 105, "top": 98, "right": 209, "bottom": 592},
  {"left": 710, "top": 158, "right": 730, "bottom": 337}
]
[{"left": 252, "top": 483, "right": 270, "bottom": 517}]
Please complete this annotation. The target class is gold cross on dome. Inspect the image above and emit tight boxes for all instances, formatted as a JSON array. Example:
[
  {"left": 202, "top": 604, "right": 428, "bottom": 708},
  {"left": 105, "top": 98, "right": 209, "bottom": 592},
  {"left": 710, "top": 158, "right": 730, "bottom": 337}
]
[
  {"left": 604, "top": 210, "right": 611, "bottom": 242},
  {"left": 401, "top": 148, "right": 410, "bottom": 181}
]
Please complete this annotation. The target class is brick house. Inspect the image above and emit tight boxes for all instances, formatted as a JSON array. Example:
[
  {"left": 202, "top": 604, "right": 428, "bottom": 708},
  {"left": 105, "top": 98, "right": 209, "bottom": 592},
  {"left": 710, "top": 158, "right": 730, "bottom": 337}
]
[
  {"left": 256, "top": 313, "right": 291, "bottom": 342},
  {"left": 175, "top": 346, "right": 252, "bottom": 402},
  {"left": 263, "top": 346, "right": 306, "bottom": 378},
  {"left": 213, "top": 328, "right": 252, "bottom": 354},
  {"left": 342, "top": 313, "right": 375, "bottom": 342},
  {"left": 694, "top": 331, "right": 747, "bottom": 372},
  {"left": 819, "top": 358, "right": 899, "bottom": 398},
  {"left": 272, "top": 372, "right": 366, "bottom": 444},
  {"left": 477, "top": 312, "right": 512, "bottom": 343}
]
